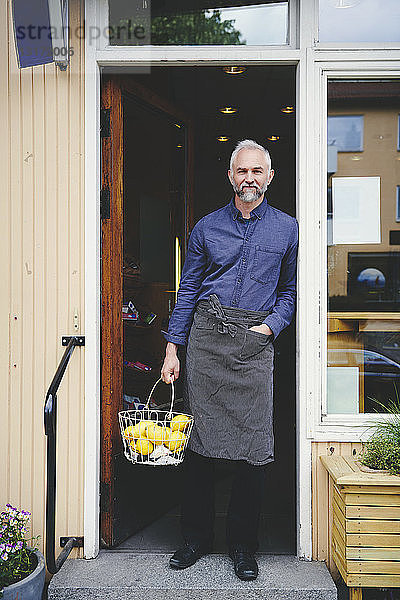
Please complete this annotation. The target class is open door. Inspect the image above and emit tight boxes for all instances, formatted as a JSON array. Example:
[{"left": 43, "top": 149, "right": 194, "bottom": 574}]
[{"left": 100, "top": 75, "right": 194, "bottom": 547}]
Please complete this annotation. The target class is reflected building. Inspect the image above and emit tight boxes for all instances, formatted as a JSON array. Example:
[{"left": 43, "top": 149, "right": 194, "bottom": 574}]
[{"left": 327, "top": 80, "right": 400, "bottom": 413}]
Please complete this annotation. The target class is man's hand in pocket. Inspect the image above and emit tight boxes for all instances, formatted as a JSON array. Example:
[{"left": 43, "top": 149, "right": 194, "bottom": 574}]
[{"left": 248, "top": 324, "right": 273, "bottom": 336}]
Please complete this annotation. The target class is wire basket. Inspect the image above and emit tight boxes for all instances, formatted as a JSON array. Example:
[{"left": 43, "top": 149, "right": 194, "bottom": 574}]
[{"left": 118, "top": 377, "right": 194, "bottom": 466}]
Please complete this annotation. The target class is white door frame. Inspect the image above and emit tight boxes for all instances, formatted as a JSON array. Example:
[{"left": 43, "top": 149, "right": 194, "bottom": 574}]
[
  {"left": 84, "top": 0, "right": 316, "bottom": 561},
  {"left": 309, "top": 59, "right": 400, "bottom": 443}
]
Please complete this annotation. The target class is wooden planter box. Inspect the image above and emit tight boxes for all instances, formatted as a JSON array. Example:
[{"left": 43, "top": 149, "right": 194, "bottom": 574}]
[{"left": 321, "top": 456, "right": 400, "bottom": 597}]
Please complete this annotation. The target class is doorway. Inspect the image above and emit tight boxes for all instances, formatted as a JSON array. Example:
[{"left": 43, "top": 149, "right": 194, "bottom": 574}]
[{"left": 101, "top": 66, "right": 296, "bottom": 554}]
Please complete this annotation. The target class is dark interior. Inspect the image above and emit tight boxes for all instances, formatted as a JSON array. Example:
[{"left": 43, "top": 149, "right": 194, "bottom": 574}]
[{"left": 117, "top": 65, "right": 296, "bottom": 554}]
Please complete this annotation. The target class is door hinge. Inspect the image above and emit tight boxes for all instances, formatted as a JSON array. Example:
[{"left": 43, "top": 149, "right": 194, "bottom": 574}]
[
  {"left": 100, "top": 108, "right": 111, "bottom": 138},
  {"left": 100, "top": 187, "right": 111, "bottom": 220},
  {"left": 100, "top": 481, "right": 111, "bottom": 514}
]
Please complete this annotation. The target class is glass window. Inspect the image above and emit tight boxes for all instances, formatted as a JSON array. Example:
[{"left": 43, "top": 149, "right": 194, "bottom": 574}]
[
  {"left": 319, "top": 0, "right": 400, "bottom": 44},
  {"left": 398, "top": 115, "right": 400, "bottom": 151},
  {"left": 326, "top": 80, "right": 400, "bottom": 415},
  {"left": 108, "top": 0, "right": 288, "bottom": 46},
  {"left": 397, "top": 186, "right": 400, "bottom": 222},
  {"left": 328, "top": 115, "right": 364, "bottom": 152}
]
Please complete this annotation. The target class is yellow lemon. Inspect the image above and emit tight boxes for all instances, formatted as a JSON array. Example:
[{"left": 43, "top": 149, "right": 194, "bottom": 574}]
[
  {"left": 163, "top": 426, "right": 171, "bottom": 442},
  {"left": 134, "top": 420, "right": 153, "bottom": 438},
  {"left": 168, "top": 430, "right": 186, "bottom": 452},
  {"left": 124, "top": 421, "right": 147, "bottom": 439},
  {"left": 123, "top": 425, "right": 137, "bottom": 441},
  {"left": 134, "top": 438, "right": 154, "bottom": 455},
  {"left": 146, "top": 425, "right": 166, "bottom": 446},
  {"left": 145, "top": 421, "right": 156, "bottom": 436},
  {"left": 170, "top": 414, "right": 191, "bottom": 432}
]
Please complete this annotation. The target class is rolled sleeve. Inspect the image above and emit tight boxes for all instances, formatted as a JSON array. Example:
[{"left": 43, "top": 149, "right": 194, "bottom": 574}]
[
  {"left": 161, "top": 330, "right": 187, "bottom": 345},
  {"left": 162, "top": 220, "right": 207, "bottom": 346},
  {"left": 263, "top": 218, "right": 298, "bottom": 339}
]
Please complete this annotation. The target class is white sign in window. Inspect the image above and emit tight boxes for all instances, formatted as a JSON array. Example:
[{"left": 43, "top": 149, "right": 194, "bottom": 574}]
[
  {"left": 332, "top": 177, "right": 381, "bottom": 245},
  {"left": 327, "top": 367, "right": 359, "bottom": 415}
]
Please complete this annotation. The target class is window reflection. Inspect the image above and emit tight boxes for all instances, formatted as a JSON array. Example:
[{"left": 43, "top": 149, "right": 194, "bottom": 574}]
[
  {"left": 326, "top": 80, "right": 400, "bottom": 415},
  {"left": 397, "top": 115, "right": 400, "bottom": 151},
  {"left": 328, "top": 115, "right": 363, "bottom": 152},
  {"left": 109, "top": 0, "right": 288, "bottom": 46},
  {"left": 319, "top": 0, "right": 400, "bottom": 44},
  {"left": 397, "top": 186, "right": 400, "bottom": 222}
]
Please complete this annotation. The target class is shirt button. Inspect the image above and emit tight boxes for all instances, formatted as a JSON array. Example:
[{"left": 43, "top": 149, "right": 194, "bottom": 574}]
[
  {"left": 242, "top": 258, "right": 246, "bottom": 263},
  {"left": 238, "top": 278, "right": 242, "bottom": 283}
]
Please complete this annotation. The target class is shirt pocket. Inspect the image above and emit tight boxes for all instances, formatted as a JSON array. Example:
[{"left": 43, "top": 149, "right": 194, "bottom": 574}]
[{"left": 250, "top": 245, "right": 284, "bottom": 285}]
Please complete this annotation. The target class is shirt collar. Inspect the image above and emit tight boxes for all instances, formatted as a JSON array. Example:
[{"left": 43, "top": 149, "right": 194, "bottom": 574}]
[{"left": 229, "top": 195, "right": 268, "bottom": 221}]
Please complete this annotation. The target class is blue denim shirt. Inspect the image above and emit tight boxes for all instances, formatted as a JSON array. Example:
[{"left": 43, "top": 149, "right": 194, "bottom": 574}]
[{"left": 163, "top": 195, "right": 298, "bottom": 345}]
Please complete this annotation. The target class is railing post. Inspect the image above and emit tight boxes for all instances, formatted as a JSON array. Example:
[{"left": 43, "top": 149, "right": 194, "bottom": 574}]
[
  {"left": 45, "top": 393, "right": 57, "bottom": 574},
  {"left": 44, "top": 336, "right": 85, "bottom": 573}
]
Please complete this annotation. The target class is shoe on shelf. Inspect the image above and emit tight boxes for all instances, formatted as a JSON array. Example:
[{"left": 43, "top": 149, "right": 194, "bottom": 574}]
[
  {"left": 169, "top": 542, "right": 210, "bottom": 570},
  {"left": 229, "top": 548, "right": 259, "bottom": 581}
]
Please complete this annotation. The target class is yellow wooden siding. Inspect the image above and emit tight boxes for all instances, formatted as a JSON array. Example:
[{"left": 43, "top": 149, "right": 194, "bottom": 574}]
[
  {"left": 0, "top": 0, "right": 85, "bottom": 558},
  {"left": 312, "top": 442, "right": 363, "bottom": 577}
]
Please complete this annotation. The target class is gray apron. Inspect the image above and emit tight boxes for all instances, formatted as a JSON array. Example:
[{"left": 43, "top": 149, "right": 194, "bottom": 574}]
[{"left": 183, "top": 294, "right": 274, "bottom": 466}]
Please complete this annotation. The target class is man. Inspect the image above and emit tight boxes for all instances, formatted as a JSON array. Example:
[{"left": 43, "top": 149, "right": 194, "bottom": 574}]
[{"left": 161, "top": 139, "right": 298, "bottom": 580}]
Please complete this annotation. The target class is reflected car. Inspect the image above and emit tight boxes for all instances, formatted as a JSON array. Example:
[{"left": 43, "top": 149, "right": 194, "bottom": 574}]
[{"left": 328, "top": 348, "right": 400, "bottom": 381}]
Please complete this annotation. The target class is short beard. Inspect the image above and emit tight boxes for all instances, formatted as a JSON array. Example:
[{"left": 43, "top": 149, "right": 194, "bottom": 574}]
[{"left": 231, "top": 181, "right": 268, "bottom": 203}]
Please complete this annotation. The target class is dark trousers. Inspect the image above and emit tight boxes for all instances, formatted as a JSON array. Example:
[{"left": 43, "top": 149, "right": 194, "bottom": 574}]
[{"left": 181, "top": 449, "right": 268, "bottom": 553}]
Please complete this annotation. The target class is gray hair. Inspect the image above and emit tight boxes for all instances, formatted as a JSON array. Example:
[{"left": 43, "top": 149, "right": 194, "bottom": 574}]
[{"left": 229, "top": 139, "right": 271, "bottom": 172}]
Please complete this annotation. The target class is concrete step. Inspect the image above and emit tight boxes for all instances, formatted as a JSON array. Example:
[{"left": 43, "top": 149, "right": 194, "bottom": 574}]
[{"left": 48, "top": 552, "right": 337, "bottom": 600}]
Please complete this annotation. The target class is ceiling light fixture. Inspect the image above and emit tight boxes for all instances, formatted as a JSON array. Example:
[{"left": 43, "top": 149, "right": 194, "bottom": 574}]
[
  {"left": 223, "top": 66, "right": 246, "bottom": 75},
  {"left": 217, "top": 136, "right": 230, "bottom": 142},
  {"left": 220, "top": 107, "right": 237, "bottom": 114},
  {"left": 281, "top": 106, "right": 295, "bottom": 114},
  {"left": 267, "top": 136, "right": 280, "bottom": 141}
]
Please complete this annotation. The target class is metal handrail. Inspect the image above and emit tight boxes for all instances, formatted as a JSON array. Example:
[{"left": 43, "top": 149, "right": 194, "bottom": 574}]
[{"left": 44, "top": 336, "right": 85, "bottom": 573}]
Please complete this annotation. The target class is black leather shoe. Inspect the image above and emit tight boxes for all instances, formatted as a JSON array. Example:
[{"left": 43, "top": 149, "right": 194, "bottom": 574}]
[
  {"left": 229, "top": 548, "right": 259, "bottom": 581},
  {"left": 169, "top": 542, "right": 209, "bottom": 569}
]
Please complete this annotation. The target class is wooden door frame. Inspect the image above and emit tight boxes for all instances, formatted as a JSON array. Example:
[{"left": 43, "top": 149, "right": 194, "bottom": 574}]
[
  {"left": 100, "top": 76, "right": 123, "bottom": 546},
  {"left": 100, "top": 74, "right": 194, "bottom": 547}
]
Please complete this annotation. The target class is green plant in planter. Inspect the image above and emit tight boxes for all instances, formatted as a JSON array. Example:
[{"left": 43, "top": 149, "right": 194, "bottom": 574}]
[
  {"left": 0, "top": 504, "right": 39, "bottom": 598},
  {"left": 360, "top": 388, "right": 400, "bottom": 475},
  {"left": 361, "top": 435, "right": 400, "bottom": 474}
]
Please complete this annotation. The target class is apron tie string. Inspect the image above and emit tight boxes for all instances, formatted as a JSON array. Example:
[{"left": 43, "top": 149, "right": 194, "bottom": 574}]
[{"left": 206, "top": 294, "right": 238, "bottom": 338}]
